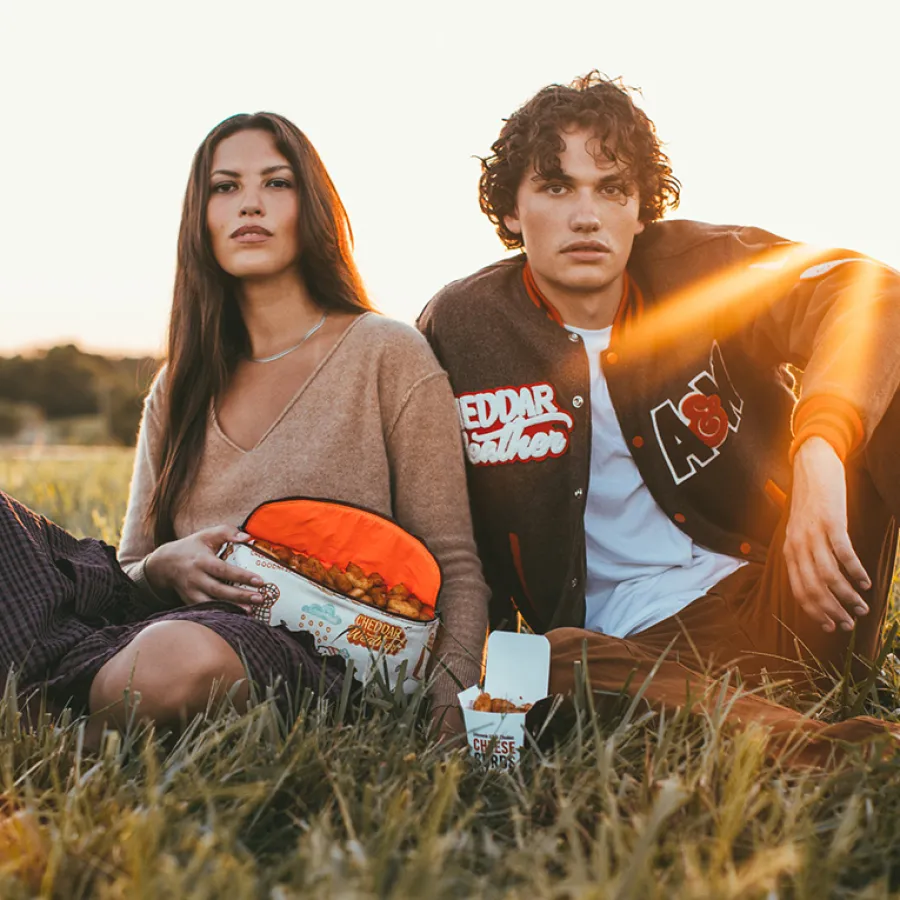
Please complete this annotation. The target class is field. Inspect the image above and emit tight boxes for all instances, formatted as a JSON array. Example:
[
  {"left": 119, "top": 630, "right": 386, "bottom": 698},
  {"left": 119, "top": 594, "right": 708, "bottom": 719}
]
[{"left": 1, "top": 449, "right": 900, "bottom": 898}]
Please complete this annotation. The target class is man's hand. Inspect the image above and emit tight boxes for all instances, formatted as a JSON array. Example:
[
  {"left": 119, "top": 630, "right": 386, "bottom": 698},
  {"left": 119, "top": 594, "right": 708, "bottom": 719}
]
[{"left": 784, "top": 436, "right": 871, "bottom": 633}]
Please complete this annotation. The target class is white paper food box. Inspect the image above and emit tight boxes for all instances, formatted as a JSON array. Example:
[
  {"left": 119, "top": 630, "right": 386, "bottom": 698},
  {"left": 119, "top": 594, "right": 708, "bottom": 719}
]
[
  {"left": 221, "top": 542, "right": 439, "bottom": 693},
  {"left": 458, "top": 631, "right": 551, "bottom": 768}
]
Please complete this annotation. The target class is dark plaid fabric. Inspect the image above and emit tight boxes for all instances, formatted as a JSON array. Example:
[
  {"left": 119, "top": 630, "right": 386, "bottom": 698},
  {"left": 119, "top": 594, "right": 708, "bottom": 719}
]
[{"left": 0, "top": 491, "right": 344, "bottom": 709}]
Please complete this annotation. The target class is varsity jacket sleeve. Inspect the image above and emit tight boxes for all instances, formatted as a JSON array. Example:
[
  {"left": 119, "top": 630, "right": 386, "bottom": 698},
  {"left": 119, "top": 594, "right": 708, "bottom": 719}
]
[{"left": 727, "top": 226, "right": 900, "bottom": 450}]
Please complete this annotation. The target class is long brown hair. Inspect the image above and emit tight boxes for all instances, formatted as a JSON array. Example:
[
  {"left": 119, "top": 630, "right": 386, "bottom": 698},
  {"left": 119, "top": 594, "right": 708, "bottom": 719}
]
[{"left": 148, "top": 112, "right": 373, "bottom": 545}]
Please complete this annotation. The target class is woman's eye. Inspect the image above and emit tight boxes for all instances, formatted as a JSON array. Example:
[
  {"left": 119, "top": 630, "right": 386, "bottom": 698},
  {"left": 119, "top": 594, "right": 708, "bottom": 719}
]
[
  {"left": 211, "top": 182, "right": 237, "bottom": 194},
  {"left": 267, "top": 178, "right": 294, "bottom": 189}
]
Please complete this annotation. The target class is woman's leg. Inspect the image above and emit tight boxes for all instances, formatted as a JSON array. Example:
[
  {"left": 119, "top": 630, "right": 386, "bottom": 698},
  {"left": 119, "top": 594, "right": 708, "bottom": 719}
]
[
  {"left": 88, "top": 620, "right": 250, "bottom": 729},
  {"left": 0, "top": 490, "right": 133, "bottom": 688}
]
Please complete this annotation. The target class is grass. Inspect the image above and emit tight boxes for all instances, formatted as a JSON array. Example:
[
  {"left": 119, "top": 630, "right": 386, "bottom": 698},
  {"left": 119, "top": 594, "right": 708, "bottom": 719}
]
[{"left": 1, "top": 447, "right": 900, "bottom": 898}]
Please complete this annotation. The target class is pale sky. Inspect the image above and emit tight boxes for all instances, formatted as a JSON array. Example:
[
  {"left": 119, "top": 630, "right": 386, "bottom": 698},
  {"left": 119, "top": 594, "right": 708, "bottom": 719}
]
[{"left": 1, "top": 0, "right": 898, "bottom": 356}]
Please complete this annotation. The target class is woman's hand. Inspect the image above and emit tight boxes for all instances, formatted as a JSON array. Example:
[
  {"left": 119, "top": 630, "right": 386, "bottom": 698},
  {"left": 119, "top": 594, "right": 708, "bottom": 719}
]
[{"left": 144, "top": 524, "right": 266, "bottom": 607}]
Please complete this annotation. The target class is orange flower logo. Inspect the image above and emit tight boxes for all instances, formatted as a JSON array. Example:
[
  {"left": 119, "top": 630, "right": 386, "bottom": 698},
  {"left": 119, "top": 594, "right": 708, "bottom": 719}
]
[{"left": 679, "top": 393, "right": 729, "bottom": 449}]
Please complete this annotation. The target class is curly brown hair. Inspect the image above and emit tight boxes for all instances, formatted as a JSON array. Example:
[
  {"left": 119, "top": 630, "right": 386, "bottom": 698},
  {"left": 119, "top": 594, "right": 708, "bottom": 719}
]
[{"left": 479, "top": 71, "right": 681, "bottom": 248}]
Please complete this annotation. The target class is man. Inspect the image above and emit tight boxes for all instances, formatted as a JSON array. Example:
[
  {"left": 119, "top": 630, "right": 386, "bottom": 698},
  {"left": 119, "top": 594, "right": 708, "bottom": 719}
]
[{"left": 418, "top": 72, "right": 900, "bottom": 761}]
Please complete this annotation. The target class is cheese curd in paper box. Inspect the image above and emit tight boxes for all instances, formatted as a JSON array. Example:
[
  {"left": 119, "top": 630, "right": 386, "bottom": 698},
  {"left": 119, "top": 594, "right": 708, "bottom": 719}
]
[
  {"left": 220, "top": 541, "right": 438, "bottom": 693},
  {"left": 458, "top": 631, "right": 551, "bottom": 768}
]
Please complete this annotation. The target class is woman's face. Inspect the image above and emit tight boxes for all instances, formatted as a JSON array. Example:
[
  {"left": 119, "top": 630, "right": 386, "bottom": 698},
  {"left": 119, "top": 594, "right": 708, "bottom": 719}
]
[{"left": 207, "top": 129, "right": 300, "bottom": 280}]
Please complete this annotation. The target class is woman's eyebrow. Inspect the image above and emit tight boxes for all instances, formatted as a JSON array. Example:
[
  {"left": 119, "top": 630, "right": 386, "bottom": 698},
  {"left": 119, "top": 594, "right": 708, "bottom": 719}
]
[{"left": 210, "top": 165, "right": 293, "bottom": 178}]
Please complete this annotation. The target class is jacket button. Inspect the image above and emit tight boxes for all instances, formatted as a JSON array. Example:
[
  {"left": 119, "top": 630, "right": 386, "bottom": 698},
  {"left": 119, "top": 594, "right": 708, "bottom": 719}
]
[
  {"left": 568, "top": 332, "right": 580, "bottom": 342},
  {"left": 570, "top": 577, "right": 578, "bottom": 588},
  {"left": 674, "top": 513, "right": 686, "bottom": 523},
  {"left": 740, "top": 542, "right": 752, "bottom": 555},
  {"left": 632, "top": 436, "right": 644, "bottom": 448},
  {"left": 606, "top": 351, "right": 619, "bottom": 365},
  {"left": 572, "top": 395, "right": 584, "bottom": 408},
  {"left": 574, "top": 488, "right": 584, "bottom": 498}
]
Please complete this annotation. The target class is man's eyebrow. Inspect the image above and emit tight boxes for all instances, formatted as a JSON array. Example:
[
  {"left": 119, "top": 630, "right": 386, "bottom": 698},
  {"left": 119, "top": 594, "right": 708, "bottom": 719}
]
[
  {"left": 210, "top": 165, "right": 293, "bottom": 178},
  {"left": 531, "top": 171, "right": 574, "bottom": 184},
  {"left": 529, "top": 171, "right": 629, "bottom": 186}
]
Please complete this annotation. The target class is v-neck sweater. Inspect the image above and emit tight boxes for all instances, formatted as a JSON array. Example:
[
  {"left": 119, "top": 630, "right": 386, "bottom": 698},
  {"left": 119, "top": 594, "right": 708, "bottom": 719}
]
[{"left": 118, "top": 313, "right": 489, "bottom": 709}]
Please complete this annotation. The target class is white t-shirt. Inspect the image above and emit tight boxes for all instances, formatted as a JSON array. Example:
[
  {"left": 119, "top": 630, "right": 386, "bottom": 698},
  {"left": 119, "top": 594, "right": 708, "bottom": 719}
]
[{"left": 568, "top": 324, "right": 745, "bottom": 638}]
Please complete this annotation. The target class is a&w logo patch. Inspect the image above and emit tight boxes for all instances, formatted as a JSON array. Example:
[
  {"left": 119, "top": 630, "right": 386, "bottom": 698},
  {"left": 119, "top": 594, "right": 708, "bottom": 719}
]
[
  {"left": 456, "top": 383, "right": 574, "bottom": 466},
  {"left": 650, "top": 342, "right": 743, "bottom": 485}
]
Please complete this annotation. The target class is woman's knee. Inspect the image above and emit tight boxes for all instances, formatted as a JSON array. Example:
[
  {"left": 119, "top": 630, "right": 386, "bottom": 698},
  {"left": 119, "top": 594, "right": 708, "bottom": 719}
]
[{"left": 90, "top": 620, "right": 247, "bottom": 721}]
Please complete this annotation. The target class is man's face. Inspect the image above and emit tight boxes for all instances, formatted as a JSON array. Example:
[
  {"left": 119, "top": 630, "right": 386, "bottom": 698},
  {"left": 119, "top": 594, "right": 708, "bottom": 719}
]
[{"left": 504, "top": 127, "right": 644, "bottom": 299}]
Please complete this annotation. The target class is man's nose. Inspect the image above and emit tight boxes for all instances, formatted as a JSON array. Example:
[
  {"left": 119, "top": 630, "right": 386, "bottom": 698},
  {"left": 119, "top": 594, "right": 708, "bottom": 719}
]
[{"left": 570, "top": 192, "right": 601, "bottom": 232}]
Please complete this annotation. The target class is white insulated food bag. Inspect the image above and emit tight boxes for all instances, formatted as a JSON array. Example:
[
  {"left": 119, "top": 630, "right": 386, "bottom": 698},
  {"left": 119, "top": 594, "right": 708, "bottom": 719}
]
[{"left": 221, "top": 542, "right": 439, "bottom": 693}]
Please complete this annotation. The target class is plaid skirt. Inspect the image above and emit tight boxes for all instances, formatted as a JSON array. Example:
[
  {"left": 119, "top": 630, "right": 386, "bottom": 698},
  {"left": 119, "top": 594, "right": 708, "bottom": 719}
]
[{"left": 0, "top": 491, "right": 345, "bottom": 711}]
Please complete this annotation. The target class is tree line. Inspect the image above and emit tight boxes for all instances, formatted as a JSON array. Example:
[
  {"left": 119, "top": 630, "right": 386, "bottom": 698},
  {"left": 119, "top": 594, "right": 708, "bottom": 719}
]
[{"left": 0, "top": 345, "right": 160, "bottom": 445}]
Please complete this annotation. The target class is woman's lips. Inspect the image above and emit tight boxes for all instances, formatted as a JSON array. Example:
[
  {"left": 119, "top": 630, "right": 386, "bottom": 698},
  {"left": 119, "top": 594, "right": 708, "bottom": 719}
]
[
  {"left": 233, "top": 232, "right": 271, "bottom": 244},
  {"left": 230, "top": 225, "right": 273, "bottom": 243}
]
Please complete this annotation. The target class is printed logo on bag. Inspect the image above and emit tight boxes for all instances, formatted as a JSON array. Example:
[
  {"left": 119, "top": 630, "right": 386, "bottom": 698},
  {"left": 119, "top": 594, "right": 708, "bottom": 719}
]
[
  {"left": 455, "top": 383, "right": 574, "bottom": 466},
  {"left": 346, "top": 614, "right": 408, "bottom": 655},
  {"left": 650, "top": 342, "right": 743, "bottom": 485}
]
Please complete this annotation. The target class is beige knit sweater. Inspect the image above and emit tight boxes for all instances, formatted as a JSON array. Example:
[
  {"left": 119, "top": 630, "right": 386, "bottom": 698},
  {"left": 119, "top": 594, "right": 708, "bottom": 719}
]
[{"left": 118, "top": 313, "right": 489, "bottom": 710}]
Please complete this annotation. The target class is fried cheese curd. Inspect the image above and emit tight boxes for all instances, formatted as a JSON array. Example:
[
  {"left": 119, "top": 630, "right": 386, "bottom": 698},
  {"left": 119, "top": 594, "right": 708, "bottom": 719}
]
[
  {"left": 249, "top": 539, "right": 433, "bottom": 621},
  {"left": 472, "top": 692, "right": 533, "bottom": 714}
]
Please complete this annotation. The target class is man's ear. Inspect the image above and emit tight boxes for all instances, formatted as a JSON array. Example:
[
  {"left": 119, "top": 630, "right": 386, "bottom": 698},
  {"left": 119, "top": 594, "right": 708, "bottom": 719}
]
[
  {"left": 504, "top": 211, "right": 522, "bottom": 236},
  {"left": 634, "top": 217, "right": 645, "bottom": 236}
]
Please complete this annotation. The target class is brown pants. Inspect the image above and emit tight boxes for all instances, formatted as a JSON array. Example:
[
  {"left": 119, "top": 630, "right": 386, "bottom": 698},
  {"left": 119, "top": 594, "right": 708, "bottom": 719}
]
[{"left": 547, "top": 416, "right": 900, "bottom": 767}]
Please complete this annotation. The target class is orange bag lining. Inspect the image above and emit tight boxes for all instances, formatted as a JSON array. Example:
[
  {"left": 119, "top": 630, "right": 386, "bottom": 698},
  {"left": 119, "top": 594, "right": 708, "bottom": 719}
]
[{"left": 242, "top": 497, "right": 441, "bottom": 610}]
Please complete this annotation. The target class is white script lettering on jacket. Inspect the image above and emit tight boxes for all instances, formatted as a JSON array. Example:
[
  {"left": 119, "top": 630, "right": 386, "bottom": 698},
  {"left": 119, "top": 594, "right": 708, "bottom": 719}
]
[{"left": 455, "top": 383, "right": 574, "bottom": 466}]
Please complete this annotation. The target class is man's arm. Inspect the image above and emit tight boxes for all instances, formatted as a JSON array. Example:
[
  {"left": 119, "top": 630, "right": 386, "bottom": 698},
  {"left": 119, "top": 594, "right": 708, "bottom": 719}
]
[
  {"left": 736, "top": 232, "right": 900, "bottom": 447},
  {"left": 736, "top": 233, "right": 900, "bottom": 630}
]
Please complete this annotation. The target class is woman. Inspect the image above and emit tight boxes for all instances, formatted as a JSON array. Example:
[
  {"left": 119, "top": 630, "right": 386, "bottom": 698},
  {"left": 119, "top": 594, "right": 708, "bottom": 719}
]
[{"left": 0, "top": 113, "right": 488, "bottom": 734}]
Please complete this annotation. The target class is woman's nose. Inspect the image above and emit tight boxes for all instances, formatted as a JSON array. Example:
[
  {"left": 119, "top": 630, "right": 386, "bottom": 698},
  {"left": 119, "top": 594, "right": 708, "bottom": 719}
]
[{"left": 239, "top": 188, "right": 264, "bottom": 217}]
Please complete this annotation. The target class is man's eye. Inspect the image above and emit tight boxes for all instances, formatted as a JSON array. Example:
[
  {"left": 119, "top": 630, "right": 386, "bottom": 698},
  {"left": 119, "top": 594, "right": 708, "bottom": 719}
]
[
  {"left": 211, "top": 182, "right": 237, "bottom": 194},
  {"left": 601, "top": 183, "right": 626, "bottom": 197},
  {"left": 543, "top": 184, "right": 568, "bottom": 195}
]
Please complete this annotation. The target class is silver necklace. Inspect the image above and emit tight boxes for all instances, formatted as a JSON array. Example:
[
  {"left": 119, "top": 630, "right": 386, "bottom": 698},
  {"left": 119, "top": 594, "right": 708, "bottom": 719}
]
[{"left": 250, "top": 312, "right": 327, "bottom": 363}]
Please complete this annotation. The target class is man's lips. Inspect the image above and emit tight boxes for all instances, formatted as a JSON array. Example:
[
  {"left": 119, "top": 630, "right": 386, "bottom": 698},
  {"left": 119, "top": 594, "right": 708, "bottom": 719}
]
[
  {"left": 561, "top": 240, "right": 611, "bottom": 256},
  {"left": 231, "top": 225, "right": 273, "bottom": 242}
]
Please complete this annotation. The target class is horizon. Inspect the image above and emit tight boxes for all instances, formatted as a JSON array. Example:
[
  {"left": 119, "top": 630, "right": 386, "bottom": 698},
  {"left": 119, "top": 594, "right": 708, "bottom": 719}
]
[{"left": 3, "top": 1, "right": 899, "bottom": 357}]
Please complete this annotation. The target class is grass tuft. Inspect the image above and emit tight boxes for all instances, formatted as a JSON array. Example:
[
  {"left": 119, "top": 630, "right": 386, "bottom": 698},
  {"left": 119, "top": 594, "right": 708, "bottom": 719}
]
[{"left": 1, "top": 448, "right": 899, "bottom": 898}]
